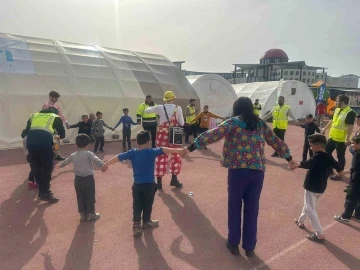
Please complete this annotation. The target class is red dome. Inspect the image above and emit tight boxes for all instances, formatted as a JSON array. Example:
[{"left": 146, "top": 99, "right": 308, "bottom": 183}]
[{"left": 260, "top": 48, "right": 289, "bottom": 60}]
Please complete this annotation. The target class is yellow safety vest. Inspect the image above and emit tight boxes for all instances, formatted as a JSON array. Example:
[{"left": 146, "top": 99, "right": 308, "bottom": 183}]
[
  {"left": 136, "top": 102, "right": 157, "bottom": 123},
  {"left": 186, "top": 105, "right": 196, "bottom": 124},
  {"left": 272, "top": 105, "right": 290, "bottom": 129},
  {"left": 30, "top": 112, "right": 58, "bottom": 134},
  {"left": 329, "top": 106, "right": 353, "bottom": 142},
  {"left": 253, "top": 103, "right": 261, "bottom": 116}
]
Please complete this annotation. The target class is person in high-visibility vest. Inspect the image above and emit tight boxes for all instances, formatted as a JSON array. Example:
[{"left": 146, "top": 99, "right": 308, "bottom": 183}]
[
  {"left": 262, "top": 96, "right": 300, "bottom": 157},
  {"left": 23, "top": 107, "right": 66, "bottom": 202},
  {"left": 136, "top": 95, "right": 157, "bottom": 148},
  {"left": 253, "top": 99, "right": 262, "bottom": 116},
  {"left": 322, "top": 94, "right": 356, "bottom": 180},
  {"left": 185, "top": 99, "right": 198, "bottom": 143}
]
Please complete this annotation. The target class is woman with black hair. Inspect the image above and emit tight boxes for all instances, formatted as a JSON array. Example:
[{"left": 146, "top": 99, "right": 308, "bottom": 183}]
[{"left": 185, "top": 97, "right": 295, "bottom": 257}]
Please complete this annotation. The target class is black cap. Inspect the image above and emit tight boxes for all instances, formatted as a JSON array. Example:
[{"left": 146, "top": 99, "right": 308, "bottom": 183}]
[{"left": 306, "top": 114, "right": 313, "bottom": 118}]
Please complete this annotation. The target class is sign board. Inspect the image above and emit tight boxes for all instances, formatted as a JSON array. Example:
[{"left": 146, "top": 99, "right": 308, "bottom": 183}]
[{"left": 0, "top": 35, "right": 35, "bottom": 74}]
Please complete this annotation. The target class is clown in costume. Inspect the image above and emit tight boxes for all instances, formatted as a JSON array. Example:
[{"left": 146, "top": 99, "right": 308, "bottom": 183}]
[{"left": 144, "top": 91, "right": 185, "bottom": 189}]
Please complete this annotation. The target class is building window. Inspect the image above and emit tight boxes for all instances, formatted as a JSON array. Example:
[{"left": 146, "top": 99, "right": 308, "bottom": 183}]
[
  {"left": 316, "top": 75, "right": 319, "bottom": 79},
  {"left": 290, "top": 78, "right": 293, "bottom": 80},
  {"left": 312, "top": 72, "right": 315, "bottom": 76},
  {"left": 302, "top": 78, "right": 306, "bottom": 83},
  {"left": 307, "top": 78, "right": 310, "bottom": 83},
  {"left": 308, "top": 72, "right": 311, "bottom": 76},
  {"left": 303, "top": 71, "right": 306, "bottom": 76},
  {"left": 284, "top": 71, "right": 288, "bottom": 75},
  {"left": 311, "top": 79, "right": 315, "bottom": 83},
  {"left": 296, "top": 71, "right": 299, "bottom": 75},
  {"left": 290, "top": 71, "right": 294, "bottom": 75}
]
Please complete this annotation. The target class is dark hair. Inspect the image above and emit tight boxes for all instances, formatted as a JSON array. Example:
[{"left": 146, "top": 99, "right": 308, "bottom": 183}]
[
  {"left": 96, "top": 111, "right": 102, "bottom": 116},
  {"left": 204, "top": 105, "right": 209, "bottom": 109},
  {"left": 49, "top": 90, "right": 60, "bottom": 98},
  {"left": 45, "top": 107, "right": 59, "bottom": 115},
  {"left": 137, "top": 130, "right": 150, "bottom": 145},
  {"left": 232, "top": 97, "right": 258, "bottom": 131},
  {"left": 278, "top": 96, "right": 285, "bottom": 100},
  {"left": 306, "top": 114, "right": 313, "bottom": 119},
  {"left": 337, "top": 94, "right": 349, "bottom": 105},
  {"left": 76, "top": 134, "right": 90, "bottom": 148},
  {"left": 81, "top": 114, "right": 88, "bottom": 119},
  {"left": 352, "top": 135, "right": 360, "bottom": 144},
  {"left": 146, "top": 95, "right": 152, "bottom": 99},
  {"left": 255, "top": 99, "right": 259, "bottom": 102},
  {"left": 189, "top": 99, "right": 196, "bottom": 103},
  {"left": 123, "top": 108, "right": 129, "bottom": 112},
  {"left": 308, "top": 134, "right": 327, "bottom": 148}
]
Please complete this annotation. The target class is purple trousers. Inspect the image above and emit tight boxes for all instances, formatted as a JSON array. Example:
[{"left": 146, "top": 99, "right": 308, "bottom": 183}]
[{"left": 228, "top": 168, "right": 264, "bottom": 251}]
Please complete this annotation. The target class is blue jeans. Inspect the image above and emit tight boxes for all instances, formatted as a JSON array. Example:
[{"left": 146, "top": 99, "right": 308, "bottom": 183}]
[{"left": 227, "top": 169, "right": 264, "bottom": 251}]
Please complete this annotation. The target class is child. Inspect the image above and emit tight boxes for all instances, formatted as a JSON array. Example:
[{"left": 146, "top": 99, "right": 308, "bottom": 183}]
[
  {"left": 68, "top": 114, "right": 92, "bottom": 137},
  {"left": 103, "top": 130, "right": 186, "bottom": 236},
  {"left": 21, "top": 129, "right": 37, "bottom": 189},
  {"left": 300, "top": 114, "right": 320, "bottom": 161},
  {"left": 334, "top": 135, "right": 360, "bottom": 223},
  {"left": 57, "top": 134, "right": 107, "bottom": 222},
  {"left": 114, "top": 108, "right": 138, "bottom": 151},
  {"left": 91, "top": 111, "right": 115, "bottom": 153},
  {"left": 292, "top": 134, "right": 342, "bottom": 242},
  {"left": 89, "top": 113, "right": 96, "bottom": 142},
  {"left": 190, "top": 105, "right": 224, "bottom": 149}
]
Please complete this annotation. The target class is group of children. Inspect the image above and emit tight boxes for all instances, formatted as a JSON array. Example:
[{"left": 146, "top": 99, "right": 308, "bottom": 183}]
[
  {"left": 58, "top": 130, "right": 185, "bottom": 235},
  {"left": 68, "top": 109, "right": 138, "bottom": 152},
  {"left": 24, "top": 106, "right": 360, "bottom": 240}
]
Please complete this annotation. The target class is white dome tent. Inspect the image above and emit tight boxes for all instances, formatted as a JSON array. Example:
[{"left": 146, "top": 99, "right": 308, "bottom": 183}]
[
  {"left": 233, "top": 80, "right": 316, "bottom": 119},
  {"left": 187, "top": 74, "right": 237, "bottom": 128},
  {"left": 0, "top": 33, "right": 198, "bottom": 150}
]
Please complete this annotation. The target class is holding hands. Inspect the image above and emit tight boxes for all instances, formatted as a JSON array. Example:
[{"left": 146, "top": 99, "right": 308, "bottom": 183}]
[{"left": 288, "top": 160, "right": 299, "bottom": 170}]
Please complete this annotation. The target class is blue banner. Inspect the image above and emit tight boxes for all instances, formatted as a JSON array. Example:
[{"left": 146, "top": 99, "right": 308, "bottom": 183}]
[{"left": 317, "top": 83, "right": 326, "bottom": 103}]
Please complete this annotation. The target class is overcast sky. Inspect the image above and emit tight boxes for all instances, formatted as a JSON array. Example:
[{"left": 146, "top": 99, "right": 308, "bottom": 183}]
[{"left": 0, "top": 0, "right": 359, "bottom": 77}]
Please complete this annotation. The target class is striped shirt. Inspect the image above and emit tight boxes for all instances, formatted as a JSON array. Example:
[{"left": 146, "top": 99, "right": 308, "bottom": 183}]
[{"left": 42, "top": 101, "right": 67, "bottom": 123}]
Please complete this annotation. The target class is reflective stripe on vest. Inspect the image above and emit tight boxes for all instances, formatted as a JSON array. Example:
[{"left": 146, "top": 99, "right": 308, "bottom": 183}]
[
  {"left": 186, "top": 105, "right": 196, "bottom": 123},
  {"left": 136, "top": 103, "right": 157, "bottom": 122},
  {"left": 253, "top": 104, "right": 261, "bottom": 116},
  {"left": 29, "top": 113, "right": 57, "bottom": 134},
  {"left": 272, "top": 105, "right": 290, "bottom": 129},
  {"left": 329, "top": 106, "right": 353, "bottom": 142}
]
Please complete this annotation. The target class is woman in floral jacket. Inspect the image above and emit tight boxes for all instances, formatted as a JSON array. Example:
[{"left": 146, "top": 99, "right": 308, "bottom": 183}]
[{"left": 186, "top": 97, "right": 295, "bottom": 257}]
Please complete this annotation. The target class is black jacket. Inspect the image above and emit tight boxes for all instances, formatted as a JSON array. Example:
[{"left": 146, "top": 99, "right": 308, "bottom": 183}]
[
  {"left": 69, "top": 121, "right": 92, "bottom": 135},
  {"left": 25, "top": 109, "right": 66, "bottom": 148},
  {"left": 300, "top": 122, "right": 320, "bottom": 137},
  {"left": 300, "top": 152, "right": 341, "bottom": 193}
]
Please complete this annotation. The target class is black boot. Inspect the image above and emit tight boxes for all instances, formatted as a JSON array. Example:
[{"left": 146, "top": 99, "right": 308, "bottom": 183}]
[
  {"left": 157, "top": 177, "right": 162, "bottom": 189},
  {"left": 170, "top": 175, "right": 183, "bottom": 188}
]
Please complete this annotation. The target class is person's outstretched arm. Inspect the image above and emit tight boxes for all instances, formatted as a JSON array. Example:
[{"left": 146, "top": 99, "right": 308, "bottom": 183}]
[
  {"left": 187, "top": 119, "right": 232, "bottom": 151},
  {"left": 114, "top": 117, "right": 123, "bottom": 129},
  {"left": 130, "top": 117, "right": 137, "bottom": 125},
  {"left": 262, "top": 107, "right": 274, "bottom": 121},
  {"left": 58, "top": 153, "right": 74, "bottom": 168}
]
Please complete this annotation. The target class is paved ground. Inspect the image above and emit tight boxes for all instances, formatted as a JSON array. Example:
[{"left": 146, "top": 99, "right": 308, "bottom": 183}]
[{"left": 0, "top": 126, "right": 359, "bottom": 270}]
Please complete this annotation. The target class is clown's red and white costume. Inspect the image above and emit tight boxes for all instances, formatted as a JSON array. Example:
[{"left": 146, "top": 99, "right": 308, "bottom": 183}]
[{"left": 144, "top": 104, "right": 184, "bottom": 177}]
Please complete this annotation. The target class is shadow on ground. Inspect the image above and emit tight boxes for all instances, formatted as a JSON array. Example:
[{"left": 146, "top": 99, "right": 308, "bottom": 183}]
[
  {"left": 0, "top": 180, "right": 52, "bottom": 269},
  {"left": 63, "top": 222, "right": 95, "bottom": 270},
  {"left": 134, "top": 229, "right": 172, "bottom": 270},
  {"left": 158, "top": 190, "right": 271, "bottom": 270}
]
